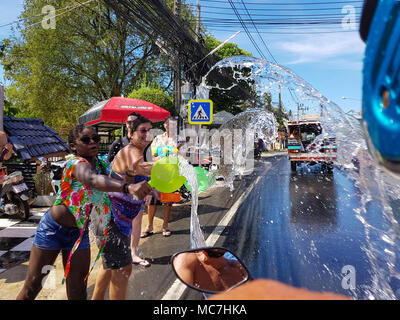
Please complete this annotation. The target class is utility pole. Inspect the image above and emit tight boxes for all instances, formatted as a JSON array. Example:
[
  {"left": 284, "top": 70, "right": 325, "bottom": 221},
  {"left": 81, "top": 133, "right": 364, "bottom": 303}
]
[
  {"left": 278, "top": 84, "right": 283, "bottom": 115},
  {"left": 173, "top": 0, "right": 182, "bottom": 119},
  {"left": 195, "top": 0, "right": 201, "bottom": 43},
  {"left": 0, "top": 85, "right": 4, "bottom": 131}
]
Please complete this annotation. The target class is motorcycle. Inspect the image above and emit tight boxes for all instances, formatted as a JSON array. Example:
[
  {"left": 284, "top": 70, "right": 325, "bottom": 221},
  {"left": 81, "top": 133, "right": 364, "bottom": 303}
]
[
  {"left": 170, "top": 246, "right": 252, "bottom": 295},
  {"left": 49, "top": 160, "right": 65, "bottom": 194},
  {"left": 0, "top": 170, "right": 31, "bottom": 220}
]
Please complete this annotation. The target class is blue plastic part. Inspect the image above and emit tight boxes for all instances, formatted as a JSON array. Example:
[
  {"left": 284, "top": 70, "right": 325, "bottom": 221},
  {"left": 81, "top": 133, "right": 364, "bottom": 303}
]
[{"left": 363, "top": 0, "right": 400, "bottom": 161}]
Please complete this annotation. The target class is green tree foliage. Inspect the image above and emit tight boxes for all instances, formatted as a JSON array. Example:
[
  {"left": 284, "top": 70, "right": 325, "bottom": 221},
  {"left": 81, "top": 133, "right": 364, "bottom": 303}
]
[
  {"left": 204, "top": 35, "right": 252, "bottom": 60},
  {"left": 128, "top": 87, "right": 174, "bottom": 115},
  {"left": 1, "top": 0, "right": 162, "bottom": 136},
  {"left": 260, "top": 92, "right": 289, "bottom": 129}
]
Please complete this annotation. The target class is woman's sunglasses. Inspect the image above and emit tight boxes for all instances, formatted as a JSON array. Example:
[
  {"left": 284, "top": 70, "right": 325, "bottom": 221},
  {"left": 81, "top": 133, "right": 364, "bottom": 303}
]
[
  {"left": 80, "top": 134, "right": 101, "bottom": 144},
  {"left": 135, "top": 128, "right": 152, "bottom": 135}
]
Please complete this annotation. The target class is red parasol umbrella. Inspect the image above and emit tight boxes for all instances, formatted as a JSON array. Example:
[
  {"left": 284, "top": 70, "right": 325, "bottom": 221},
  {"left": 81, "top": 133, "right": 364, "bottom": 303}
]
[{"left": 78, "top": 97, "right": 171, "bottom": 130}]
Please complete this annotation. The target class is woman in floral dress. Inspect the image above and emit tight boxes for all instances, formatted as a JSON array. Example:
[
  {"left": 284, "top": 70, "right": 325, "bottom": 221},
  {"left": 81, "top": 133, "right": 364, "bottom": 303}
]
[{"left": 17, "top": 124, "right": 152, "bottom": 300}]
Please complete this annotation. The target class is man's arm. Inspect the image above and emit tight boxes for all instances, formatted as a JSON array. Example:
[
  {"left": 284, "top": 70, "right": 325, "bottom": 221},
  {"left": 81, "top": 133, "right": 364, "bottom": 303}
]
[
  {"left": 173, "top": 253, "right": 198, "bottom": 286},
  {"left": 209, "top": 279, "right": 351, "bottom": 300},
  {"left": 107, "top": 139, "right": 122, "bottom": 164}
]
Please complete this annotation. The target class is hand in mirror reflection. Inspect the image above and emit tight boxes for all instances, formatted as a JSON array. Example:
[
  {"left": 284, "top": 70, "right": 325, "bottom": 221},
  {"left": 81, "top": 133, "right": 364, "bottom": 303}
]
[{"left": 172, "top": 248, "right": 249, "bottom": 293}]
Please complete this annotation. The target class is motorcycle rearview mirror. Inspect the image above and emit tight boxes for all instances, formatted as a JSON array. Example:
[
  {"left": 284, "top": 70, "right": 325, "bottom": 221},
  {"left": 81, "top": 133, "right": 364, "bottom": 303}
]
[{"left": 171, "top": 247, "right": 252, "bottom": 294}]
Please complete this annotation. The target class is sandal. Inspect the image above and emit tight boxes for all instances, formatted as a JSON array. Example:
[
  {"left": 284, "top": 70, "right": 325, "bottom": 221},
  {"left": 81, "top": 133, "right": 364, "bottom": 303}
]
[
  {"left": 140, "top": 230, "right": 153, "bottom": 238},
  {"left": 132, "top": 259, "right": 151, "bottom": 267},
  {"left": 162, "top": 229, "right": 172, "bottom": 237}
]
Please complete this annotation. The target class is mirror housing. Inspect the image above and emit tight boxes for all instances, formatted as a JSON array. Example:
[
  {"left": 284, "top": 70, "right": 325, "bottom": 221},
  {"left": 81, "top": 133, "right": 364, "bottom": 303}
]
[{"left": 171, "top": 247, "right": 251, "bottom": 294}]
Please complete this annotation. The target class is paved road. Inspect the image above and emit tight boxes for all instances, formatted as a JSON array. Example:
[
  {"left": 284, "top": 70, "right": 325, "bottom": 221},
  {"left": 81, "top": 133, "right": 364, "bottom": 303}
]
[{"left": 222, "top": 158, "right": 400, "bottom": 300}]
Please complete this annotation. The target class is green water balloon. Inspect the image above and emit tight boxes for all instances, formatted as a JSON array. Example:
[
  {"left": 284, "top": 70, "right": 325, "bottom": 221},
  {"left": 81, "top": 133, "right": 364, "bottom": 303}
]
[
  {"left": 184, "top": 166, "right": 210, "bottom": 192},
  {"left": 148, "top": 156, "right": 186, "bottom": 193}
]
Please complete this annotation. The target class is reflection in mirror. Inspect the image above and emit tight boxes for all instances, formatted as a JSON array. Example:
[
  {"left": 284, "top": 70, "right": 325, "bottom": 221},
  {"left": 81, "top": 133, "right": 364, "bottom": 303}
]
[{"left": 172, "top": 248, "right": 249, "bottom": 293}]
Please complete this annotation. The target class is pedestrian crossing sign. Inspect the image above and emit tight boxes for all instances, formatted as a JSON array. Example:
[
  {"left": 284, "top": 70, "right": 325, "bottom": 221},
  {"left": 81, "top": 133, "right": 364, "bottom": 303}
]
[{"left": 188, "top": 99, "right": 213, "bottom": 125}]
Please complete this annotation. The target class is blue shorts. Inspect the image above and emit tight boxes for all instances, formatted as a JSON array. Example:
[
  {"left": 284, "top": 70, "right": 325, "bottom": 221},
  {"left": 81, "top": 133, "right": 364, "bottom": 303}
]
[{"left": 33, "top": 210, "right": 90, "bottom": 251}]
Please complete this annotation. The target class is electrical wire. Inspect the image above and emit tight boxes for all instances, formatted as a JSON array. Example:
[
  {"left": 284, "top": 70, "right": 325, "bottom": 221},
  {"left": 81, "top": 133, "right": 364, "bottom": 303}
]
[
  {"left": 231, "top": 1, "right": 302, "bottom": 110},
  {"left": 190, "top": 4, "right": 363, "bottom": 12},
  {"left": 199, "top": 0, "right": 363, "bottom": 5},
  {"left": 195, "top": 10, "right": 361, "bottom": 18},
  {"left": 186, "top": 0, "right": 361, "bottom": 35},
  {"left": 227, "top": 0, "right": 266, "bottom": 59},
  {"left": 240, "top": 0, "right": 277, "bottom": 63}
]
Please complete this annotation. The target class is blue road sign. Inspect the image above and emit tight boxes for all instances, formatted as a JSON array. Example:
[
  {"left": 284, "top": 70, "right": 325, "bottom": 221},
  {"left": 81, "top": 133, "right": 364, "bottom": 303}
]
[{"left": 188, "top": 100, "right": 213, "bottom": 125}]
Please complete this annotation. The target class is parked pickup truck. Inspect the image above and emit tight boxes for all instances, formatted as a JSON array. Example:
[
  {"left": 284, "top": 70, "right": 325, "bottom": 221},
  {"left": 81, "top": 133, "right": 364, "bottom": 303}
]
[{"left": 286, "top": 115, "right": 337, "bottom": 173}]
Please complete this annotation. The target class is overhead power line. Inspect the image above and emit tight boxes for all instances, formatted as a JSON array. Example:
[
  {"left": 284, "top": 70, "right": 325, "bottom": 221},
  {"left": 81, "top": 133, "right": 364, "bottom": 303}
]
[
  {"left": 227, "top": 0, "right": 266, "bottom": 60},
  {"left": 191, "top": 4, "right": 363, "bottom": 12},
  {"left": 239, "top": 0, "right": 277, "bottom": 63},
  {"left": 187, "top": 0, "right": 361, "bottom": 35},
  {"left": 224, "top": 0, "right": 303, "bottom": 110},
  {"left": 197, "top": 11, "right": 361, "bottom": 18},
  {"left": 198, "top": 0, "right": 363, "bottom": 6}
]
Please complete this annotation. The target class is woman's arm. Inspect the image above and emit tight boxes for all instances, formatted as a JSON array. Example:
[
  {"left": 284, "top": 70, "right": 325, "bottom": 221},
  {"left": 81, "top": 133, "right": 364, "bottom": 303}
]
[
  {"left": 72, "top": 161, "right": 152, "bottom": 199},
  {"left": 73, "top": 161, "right": 126, "bottom": 192},
  {"left": 113, "top": 146, "right": 153, "bottom": 177}
]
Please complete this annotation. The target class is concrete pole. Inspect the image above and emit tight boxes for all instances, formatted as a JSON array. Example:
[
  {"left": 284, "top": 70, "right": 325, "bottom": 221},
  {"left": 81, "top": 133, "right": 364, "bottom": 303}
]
[
  {"left": 0, "top": 85, "right": 4, "bottom": 131},
  {"left": 195, "top": 0, "right": 201, "bottom": 42},
  {"left": 174, "top": 0, "right": 182, "bottom": 133}
]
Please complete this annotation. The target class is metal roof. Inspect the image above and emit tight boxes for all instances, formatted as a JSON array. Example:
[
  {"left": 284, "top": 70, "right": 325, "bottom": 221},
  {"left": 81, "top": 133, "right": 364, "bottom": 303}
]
[{"left": 3, "top": 116, "right": 69, "bottom": 161}]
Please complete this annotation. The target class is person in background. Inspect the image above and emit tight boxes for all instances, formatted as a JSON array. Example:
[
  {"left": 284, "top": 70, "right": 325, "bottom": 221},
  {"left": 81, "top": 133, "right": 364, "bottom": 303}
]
[
  {"left": 258, "top": 138, "right": 264, "bottom": 154},
  {"left": 0, "top": 131, "right": 13, "bottom": 187},
  {"left": 141, "top": 116, "right": 179, "bottom": 238},
  {"left": 107, "top": 112, "right": 153, "bottom": 267},
  {"left": 107, "top": 112, "right": 146, "bottom": 163},
  {"left": 0, "top": 131, "right": 13, "bottom": 166}
]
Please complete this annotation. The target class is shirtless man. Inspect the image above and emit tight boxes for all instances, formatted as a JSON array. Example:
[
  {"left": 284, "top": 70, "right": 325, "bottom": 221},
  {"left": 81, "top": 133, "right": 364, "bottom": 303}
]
[{"left": 173, "top": 249, "right": 248, "bottom": 292}]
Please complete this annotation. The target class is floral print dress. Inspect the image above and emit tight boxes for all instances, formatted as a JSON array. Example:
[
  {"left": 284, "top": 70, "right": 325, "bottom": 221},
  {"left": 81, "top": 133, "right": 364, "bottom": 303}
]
[{"left": 53, "top": 154, "right": 111, "bottom": 284}]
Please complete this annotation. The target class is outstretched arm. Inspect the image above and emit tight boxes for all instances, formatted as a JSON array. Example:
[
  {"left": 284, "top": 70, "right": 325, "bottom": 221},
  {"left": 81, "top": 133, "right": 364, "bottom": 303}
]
[
  {"left": 72, "top": 161, "right": 152, "bottom": 199},
  {"left": 209, "top": 279, "right": 351, "bottom": 300}
]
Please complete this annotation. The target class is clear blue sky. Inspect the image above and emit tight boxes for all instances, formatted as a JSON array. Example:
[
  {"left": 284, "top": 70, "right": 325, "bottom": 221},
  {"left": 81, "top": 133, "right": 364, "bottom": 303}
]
[
  {"left": 0, "top": 0, "right": 25, "bottom": 85},
  {"left": 0, "top": 0, "right": 365, "bottom": 113}
]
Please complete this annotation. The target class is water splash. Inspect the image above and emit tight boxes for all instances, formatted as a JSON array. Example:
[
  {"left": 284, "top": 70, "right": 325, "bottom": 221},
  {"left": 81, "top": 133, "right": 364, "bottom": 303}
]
[
  {"left": 189, "top": 55, "right": 400, "bottom": 299},
  {"left": 177, "top": 155, "right": 206, "bottom": 249}
]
